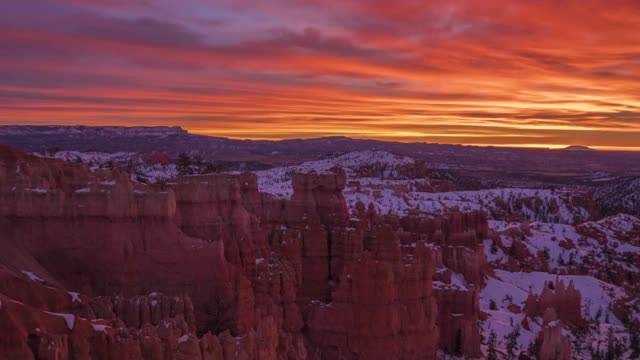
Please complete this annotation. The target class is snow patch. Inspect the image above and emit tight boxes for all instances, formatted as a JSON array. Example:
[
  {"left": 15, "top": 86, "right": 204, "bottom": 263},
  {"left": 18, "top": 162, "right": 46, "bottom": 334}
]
[
  {"left": 28, "top": 188, "right": 48, "bottom": 193},
  {"left": 68, "top": 292, "right": 81, "bottom": 303},
  {"left": 91, "top": 324, "right": 110, "bottom": 333},
  {"left": 22, "top": 270, "right": 44, "bottom": 283},
  {"left": 44, "top": 312, "right": 75, "bottom": 330},
  {"left": 178, "top": 334, "right": 189, "bottom": 343}
]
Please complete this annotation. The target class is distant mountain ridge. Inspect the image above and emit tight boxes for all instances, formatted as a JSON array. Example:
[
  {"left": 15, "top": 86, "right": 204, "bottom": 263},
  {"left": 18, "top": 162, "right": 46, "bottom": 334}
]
[
  {"left": 559, "top": 145, "right": 596, "bottom": 152},
  {"left": 1, "top": 125, "right": 640, "bottom": 181},
  {"left": 0, "top": 125, "right": 188, "bottom": 137}
]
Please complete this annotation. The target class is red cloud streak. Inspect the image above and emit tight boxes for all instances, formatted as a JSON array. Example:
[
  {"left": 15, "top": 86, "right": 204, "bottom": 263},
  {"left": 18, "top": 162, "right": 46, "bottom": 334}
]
[{"left": 1, "top": 0, "right": 639, "bottom": 149}]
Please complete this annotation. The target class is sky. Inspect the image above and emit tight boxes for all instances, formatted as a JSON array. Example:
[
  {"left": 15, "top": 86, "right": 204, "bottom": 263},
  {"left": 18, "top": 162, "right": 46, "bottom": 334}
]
[{"left": 1, "top": 0, "right": 640, "bottom": 150}]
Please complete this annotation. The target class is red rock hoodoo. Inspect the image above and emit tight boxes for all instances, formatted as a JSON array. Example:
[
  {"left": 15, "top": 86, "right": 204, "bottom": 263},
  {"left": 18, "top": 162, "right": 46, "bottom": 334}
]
[
  {"left": 523, "top": 277, "right": 583, "bottom": 326},
  {"left": 535, "top": 309, "right": 573, "bottom": 360},
  {"left": 0, "top": 146, "right": 489, "bottom": 359}
]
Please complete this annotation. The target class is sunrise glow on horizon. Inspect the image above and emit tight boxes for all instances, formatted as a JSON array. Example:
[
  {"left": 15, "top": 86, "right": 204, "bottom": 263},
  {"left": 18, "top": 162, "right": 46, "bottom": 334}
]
[{"left": 2, "top": 0, "right": 640, "bottom": 150}]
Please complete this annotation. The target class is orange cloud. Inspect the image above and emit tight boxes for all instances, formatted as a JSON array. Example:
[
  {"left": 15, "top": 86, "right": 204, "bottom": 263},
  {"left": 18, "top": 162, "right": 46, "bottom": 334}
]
[{"left": 1, "top": 0, "right": 639, "bottom": 149}]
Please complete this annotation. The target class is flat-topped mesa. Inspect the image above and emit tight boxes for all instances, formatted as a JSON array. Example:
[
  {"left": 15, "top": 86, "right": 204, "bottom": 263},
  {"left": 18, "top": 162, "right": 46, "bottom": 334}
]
[{"left": 0, "top": 125, "right": 189, "bottom": 138}]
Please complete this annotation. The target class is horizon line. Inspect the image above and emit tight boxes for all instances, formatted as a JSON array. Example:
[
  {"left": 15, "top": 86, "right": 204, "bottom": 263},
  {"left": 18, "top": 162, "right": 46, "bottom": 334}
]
[{"left": 2, "top": 124, "right": 639, "bottom": 152}]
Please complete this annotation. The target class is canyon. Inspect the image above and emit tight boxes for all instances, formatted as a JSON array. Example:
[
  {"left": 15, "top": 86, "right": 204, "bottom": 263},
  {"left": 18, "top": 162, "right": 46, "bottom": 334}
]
[
  {"left": 1, "top": 146, "right": 487, "bottom": 359},
  {"left": 1, "top": 129, "right": 639, "bottom": 359}
]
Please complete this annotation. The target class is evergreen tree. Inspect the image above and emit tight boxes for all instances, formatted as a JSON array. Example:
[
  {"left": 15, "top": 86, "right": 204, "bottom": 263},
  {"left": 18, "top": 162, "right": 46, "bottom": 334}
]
[
  {"left": 505, "top": 320, "right": 521, "bottom": 360},
  {"left": 604, "top": 327, "right": 627, "bottom": 360},
  {"left": 487, "top": 330, "right": 498, "bottom": 360},
  {"left": 503, "top": 294, "right": 514, "bottom": 305},
  {"left": 528, "top": 340, "right": 539, "bottom": 358},
  {"left": 606, "top": 328, "right": 616, "bottom": 360},
  {"left": 558, "top": 253, "right": 565, "bottom": 266},
  {"left": 573, "top": 322, "right": 588, "bottom": 357},
  {"left": 177, "top": 153, "right": 193, "bottom": 176}
]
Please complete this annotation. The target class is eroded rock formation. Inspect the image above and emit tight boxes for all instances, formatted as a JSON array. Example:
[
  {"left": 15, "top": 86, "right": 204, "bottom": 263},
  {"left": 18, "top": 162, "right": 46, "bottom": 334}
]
[
  {"left": 535, "top": 309, "right": 572, "bottom": 360},
  {"left": 0, "top": 146, "right": 489, "bottom": 359},
  {"left": 523, "top": 278, "right": 583, "bottom": 325}
]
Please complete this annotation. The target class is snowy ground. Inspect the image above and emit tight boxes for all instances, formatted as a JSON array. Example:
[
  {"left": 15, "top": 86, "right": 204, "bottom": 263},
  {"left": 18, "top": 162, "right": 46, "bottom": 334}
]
[
  {"left": 488, "top": 216, "right": 640, "bottom": 277},
  {"left": 253, "top": 151, "right": 414, "bottom": 199},
  {"left": 252, "top": 151, "right": 592, "bottom": 224},
  {"left": 482, "top": 212, "right": 640, "bottom": 357},
  {"left": 34, "top": 150, "right": 178, "bottom": 183},
  {"left": 480, "top": 269, "right": 634, "bottom": 359}
]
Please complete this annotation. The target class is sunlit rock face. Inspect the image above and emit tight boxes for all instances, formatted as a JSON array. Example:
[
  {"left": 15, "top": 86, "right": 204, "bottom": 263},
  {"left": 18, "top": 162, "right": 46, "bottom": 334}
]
[{"left": 0, "top": 146, "right": 491, "bottom": 359}]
